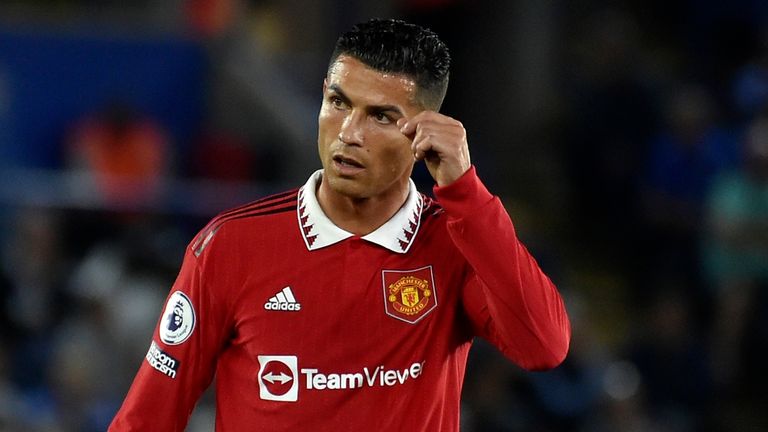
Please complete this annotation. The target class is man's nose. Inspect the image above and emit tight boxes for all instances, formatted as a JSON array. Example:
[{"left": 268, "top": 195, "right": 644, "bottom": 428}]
[{"left": 338, "top": 111, "right": 364, "bottom": 146}]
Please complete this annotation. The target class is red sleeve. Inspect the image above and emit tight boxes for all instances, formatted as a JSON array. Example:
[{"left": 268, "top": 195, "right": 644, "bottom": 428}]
[
  {"left": 434, "top": 166, "right": 571, "bottom": 371},
  {"left": 109, "top": 234, "right": 231, "bottom": 431}
]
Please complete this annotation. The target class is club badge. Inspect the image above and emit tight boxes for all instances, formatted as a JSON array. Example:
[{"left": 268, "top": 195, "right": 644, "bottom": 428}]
[{"left": 382, "top": 266, "right": 437, "bottom": 324}]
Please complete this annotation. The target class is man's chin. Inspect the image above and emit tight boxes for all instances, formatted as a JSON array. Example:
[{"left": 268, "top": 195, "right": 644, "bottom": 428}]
[{"left": 323, "top": 174, "right": 370, "bottom": 199}]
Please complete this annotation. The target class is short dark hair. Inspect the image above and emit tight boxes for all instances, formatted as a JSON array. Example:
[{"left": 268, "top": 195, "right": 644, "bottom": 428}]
[{"left": 329, "top": 18, "right": 451, "bottom": 110}]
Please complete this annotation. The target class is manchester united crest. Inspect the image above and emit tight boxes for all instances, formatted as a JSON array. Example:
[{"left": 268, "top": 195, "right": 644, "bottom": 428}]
[{"left": 382, "top": 266, "right": 437, "bottom": 324}]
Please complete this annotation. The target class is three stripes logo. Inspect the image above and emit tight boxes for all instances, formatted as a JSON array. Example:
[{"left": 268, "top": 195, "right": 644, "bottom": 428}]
[{"left": 264, "top": 287, "right": 302, "bottom": 311}]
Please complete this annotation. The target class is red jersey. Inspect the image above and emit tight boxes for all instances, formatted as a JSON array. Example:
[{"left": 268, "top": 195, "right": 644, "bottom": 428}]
[{"left": 109, "top": 167, "right": 571, "bottom": 431}]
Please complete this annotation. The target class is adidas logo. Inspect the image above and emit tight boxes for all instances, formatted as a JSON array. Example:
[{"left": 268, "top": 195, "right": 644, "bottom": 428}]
[{"left": 264, "top": 286, "right": 302, "bottom": 311}]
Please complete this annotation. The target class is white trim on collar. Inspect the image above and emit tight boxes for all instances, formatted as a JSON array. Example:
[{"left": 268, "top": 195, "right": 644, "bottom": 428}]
[{"left": 296, "top": 170, "right": 423, "bottom": 253}]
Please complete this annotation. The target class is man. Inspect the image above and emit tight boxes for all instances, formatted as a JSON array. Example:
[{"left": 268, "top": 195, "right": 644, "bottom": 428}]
[{"left": 110, "top": 18, "right": 570, "bottom": 431}]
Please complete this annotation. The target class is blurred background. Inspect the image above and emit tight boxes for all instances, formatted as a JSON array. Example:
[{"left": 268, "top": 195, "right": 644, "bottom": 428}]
[{"left": 1, "top": 0, "right": 767, "bottom": 431}]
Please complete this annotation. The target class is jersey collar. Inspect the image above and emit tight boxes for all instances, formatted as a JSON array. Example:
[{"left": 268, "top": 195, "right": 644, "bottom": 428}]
[{"left": 297, "top": 170, "right": 423, "bottom": 254}]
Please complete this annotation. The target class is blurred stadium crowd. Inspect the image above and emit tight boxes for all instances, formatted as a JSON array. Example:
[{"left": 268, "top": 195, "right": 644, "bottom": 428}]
[{"left": 1, "top": 0, "right": 767, "bottom": 431}]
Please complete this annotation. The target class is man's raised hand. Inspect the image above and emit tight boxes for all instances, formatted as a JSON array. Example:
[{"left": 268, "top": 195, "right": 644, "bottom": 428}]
[{"left": 398, "top": 111, "right": 471, "bottom": 187}]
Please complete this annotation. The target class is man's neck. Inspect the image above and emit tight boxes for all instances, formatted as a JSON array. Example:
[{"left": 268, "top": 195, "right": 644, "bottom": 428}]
[{"left": 316, "top": 179, "right": 410, "bottom": 237}]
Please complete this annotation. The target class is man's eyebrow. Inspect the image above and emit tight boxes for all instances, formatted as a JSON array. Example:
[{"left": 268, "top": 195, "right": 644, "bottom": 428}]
[
  {"left": 370, "top": 104, "right": 404, "bottom": 117},
  {"left": 327, "top": 83, "right": 405, "bottom": 116},
  {"left": 327, "top": 84, "right": 351, "bottom": 103}
]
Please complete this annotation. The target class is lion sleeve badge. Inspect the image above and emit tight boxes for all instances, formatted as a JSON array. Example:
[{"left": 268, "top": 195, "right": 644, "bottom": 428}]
[{"left": 159, "top": 291, "right": 196, "bottom": 345}]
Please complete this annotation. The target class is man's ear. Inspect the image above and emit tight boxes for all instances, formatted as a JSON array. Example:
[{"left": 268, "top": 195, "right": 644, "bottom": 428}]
[{"left": 322, "top": 78, "right": 328, "bottom": 94}]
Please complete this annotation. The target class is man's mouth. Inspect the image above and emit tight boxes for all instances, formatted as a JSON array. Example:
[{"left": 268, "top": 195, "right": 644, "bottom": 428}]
[{"left": 333, "top": 155, "right": 364, "bottom": 168}]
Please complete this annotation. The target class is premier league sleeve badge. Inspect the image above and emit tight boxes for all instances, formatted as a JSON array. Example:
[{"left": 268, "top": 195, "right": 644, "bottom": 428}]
[{"left": 159, "top": 291, "right": 196, "bottom": 345}]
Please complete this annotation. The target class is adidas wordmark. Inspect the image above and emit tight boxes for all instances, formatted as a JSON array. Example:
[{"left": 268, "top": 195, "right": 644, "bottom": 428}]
[{"left": 264, "top": 287, "right": 302, "bottom": 311}]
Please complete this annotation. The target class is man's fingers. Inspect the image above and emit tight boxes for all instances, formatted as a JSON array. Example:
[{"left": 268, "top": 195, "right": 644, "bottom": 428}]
[
  {"left": 401, "top": 112, "right": 467, "bottom": 169},
  {"left": 412, "top": 134, "right": 433, "bottom": 160},
  {"left": 399, "top": 111, "right": 471, "bottom": 186},
  {"left": 398, "top": 117, "right": 416, "bottom": 136},
  {"left": 399, "top": 111, "right": 455, "bottom": 135},
  {"left": 411, "top": 126, "right": 437, "bottom": 158}
]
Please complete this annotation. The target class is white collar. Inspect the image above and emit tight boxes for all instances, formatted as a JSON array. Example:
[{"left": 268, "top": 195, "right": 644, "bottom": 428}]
[{"left": 297, "top": 170, "right": 424, "bottom": 253}]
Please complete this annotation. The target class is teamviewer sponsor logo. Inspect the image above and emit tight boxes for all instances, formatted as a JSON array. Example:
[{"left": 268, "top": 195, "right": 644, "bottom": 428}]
[
  {"left": 258, "top": 356, "right": 299, "bottom": 402},
  {"left": 264, "top": 286, "right": 301, "bottom": 311},
  {"left": 257, "top": 355, "right": 425, "bottom": 402},
  {"left": 302, "top": 362, "right": 425, "bottom": 390}
]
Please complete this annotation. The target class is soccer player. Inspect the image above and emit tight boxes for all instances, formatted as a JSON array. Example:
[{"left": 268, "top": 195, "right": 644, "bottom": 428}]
[{"left": 110, "top": 18, "right": 571, "bottom": 431}]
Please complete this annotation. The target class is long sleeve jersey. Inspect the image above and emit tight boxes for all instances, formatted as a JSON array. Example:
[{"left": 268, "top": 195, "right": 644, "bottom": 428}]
[{"left": 109, "top": 166, "right": 571, "bottom": 431}]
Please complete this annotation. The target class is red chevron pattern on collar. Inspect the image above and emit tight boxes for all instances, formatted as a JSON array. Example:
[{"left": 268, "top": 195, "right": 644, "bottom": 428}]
[{"left": 297, "top": 170, "right": 423, "bottom": 253}]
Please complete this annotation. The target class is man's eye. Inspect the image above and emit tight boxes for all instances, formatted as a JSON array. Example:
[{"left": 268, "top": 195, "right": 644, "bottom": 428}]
[
  {"left": 330, "top": 97, "right": 345, "bottom": 108},
  {"left": 374, "top": 112, "right": 392, "bottom": 124}
]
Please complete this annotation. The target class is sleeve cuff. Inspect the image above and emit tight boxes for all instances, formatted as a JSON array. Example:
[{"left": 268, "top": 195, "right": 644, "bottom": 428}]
[{"left": 432, "top": 166, "right": 495, "bottom": 217}]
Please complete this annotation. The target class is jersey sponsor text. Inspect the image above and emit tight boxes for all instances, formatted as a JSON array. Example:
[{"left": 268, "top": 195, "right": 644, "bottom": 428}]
[
  {"left": 301, "top": 361, "right": 424, "bottom": 390},
  {"left": 257, "top": 356, "right": 425, "bottom": 402},
  {"left": 146, "top": 341, "right": 179, "bottom": 379}
]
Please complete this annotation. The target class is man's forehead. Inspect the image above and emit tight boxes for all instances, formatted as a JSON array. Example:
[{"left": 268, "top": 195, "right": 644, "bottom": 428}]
[{"left": 327, "top": 55, "right": 419, "bottom": 104}]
